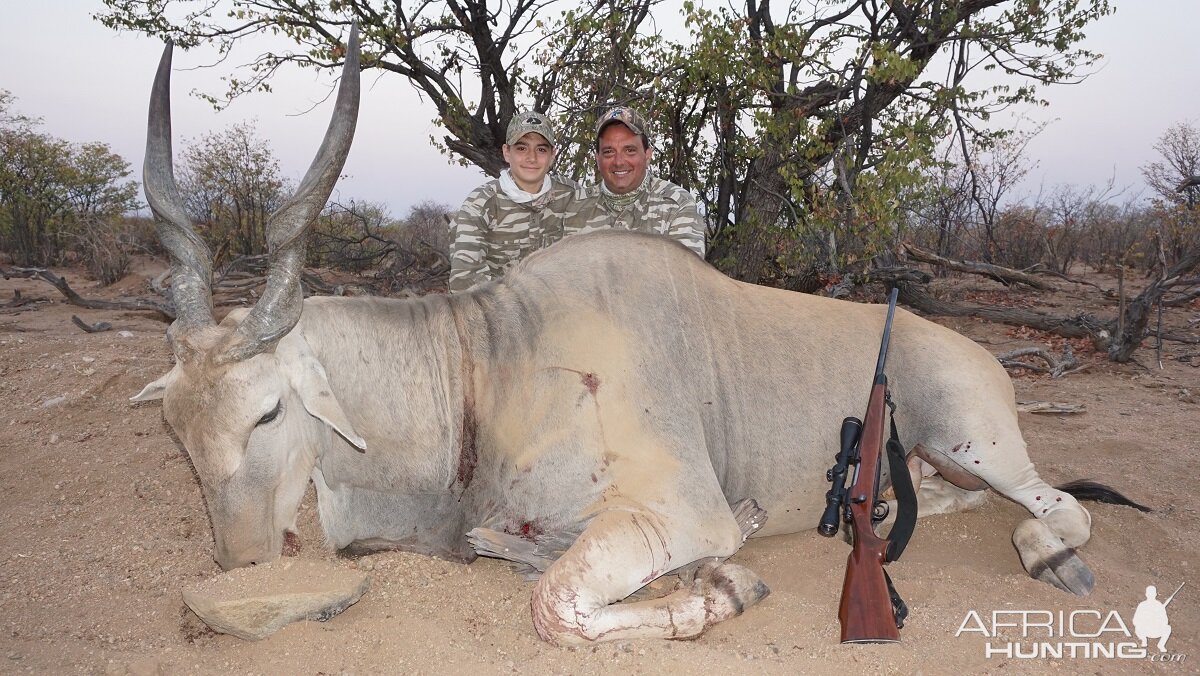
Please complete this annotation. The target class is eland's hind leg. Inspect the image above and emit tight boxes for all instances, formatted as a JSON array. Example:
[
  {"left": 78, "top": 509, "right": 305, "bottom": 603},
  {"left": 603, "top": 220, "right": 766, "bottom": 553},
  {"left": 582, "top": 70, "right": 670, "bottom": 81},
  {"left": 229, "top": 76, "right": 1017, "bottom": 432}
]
[
  {"left": 914, "top": 473, "right": 989, "bottom": 517},
  {"left": 530, "top": 507, "right": 770, "bottom": 645},
  {"left": 914, "top": 430, "right": 1095, "bottom": 596}
]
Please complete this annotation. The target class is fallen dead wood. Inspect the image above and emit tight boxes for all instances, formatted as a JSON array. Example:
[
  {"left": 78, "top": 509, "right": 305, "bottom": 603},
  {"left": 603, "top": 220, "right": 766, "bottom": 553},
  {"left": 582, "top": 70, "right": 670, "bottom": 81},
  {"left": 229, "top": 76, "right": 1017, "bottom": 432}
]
[
  {"left": 900, "top": 243, "right": 1053, "bottom": 290},
  {"left": 1164, "top": 284, "right": 1200, "bottom": 307},
  {"left": 2, "top": 290, "right": 23, "bottom": 306},
  {"left": 3, "top": 256, "right": 432, "bottom": 325},
  {"left": 215, "top": 255, "right": 339, "bottom": 296},
  {"left": 1, "top": 289, "right": 46, "bottom": 309},
  {"left": 0, "top": 289, "right": 50, "bottom": 315},
  {"left": 1158, "top": 331, "right": 1200, "bottom": 344},
  {"left": 996, "top": 346, "right": 1084, "bottom": 378},
  {"left": 71, "top": 315, "right": 113, "bottom": 333},
  {"left": 888, "top": 278, "right": 1108, "bottom": 339},
  {"left": 1016, "top": 400, "right": 1087, "bottom": 414},
  {"left": 873, "top": 248, "right": 1200, "bottom": 364},
  {"left": 1, "top": 266, "right": 174, "bottom": 319},
  {"left": 1023, "top": 265, "right": 1111, "bottom": 293},
  {"left": 893, "top": 277, "right": 1199, "bottom": 359}
]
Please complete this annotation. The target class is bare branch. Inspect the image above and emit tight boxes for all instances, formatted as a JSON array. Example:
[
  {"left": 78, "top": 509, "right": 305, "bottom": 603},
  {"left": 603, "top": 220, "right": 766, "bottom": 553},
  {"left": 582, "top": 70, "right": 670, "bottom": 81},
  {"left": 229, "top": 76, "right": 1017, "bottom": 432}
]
[
  {"left": 996, "top": 345, "right": 1080, "bottom": 378},
  {"left": 71, "top": 315, "right": 114, "bottom": 333},
  {"left": 901, "top": 242, "right": 1053, "bottom": 289}
]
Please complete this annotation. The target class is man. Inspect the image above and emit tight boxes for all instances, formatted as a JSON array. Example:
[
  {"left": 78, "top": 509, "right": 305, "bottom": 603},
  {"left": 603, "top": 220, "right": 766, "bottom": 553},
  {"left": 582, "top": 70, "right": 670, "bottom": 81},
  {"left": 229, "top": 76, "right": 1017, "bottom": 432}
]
[
  {"left": 448, "top": 111, "right": 577, "bottom": 292},
  {"left": 569, "top": 106, "right": 706, "bottom": 257}
]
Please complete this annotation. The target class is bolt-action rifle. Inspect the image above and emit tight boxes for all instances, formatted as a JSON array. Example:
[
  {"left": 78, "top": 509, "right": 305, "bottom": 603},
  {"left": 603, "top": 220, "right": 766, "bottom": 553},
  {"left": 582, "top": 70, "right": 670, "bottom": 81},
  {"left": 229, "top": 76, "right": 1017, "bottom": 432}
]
[{"left": 818, "top": 288, "right": 917, "bottom": 643}]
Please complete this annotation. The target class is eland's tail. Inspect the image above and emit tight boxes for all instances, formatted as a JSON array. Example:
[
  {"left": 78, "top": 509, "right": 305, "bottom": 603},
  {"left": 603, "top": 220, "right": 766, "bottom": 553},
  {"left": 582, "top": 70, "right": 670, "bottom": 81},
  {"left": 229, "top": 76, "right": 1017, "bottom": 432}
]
[{"left": 1057, "top": 480, "right": 1152, "bottom": 513}]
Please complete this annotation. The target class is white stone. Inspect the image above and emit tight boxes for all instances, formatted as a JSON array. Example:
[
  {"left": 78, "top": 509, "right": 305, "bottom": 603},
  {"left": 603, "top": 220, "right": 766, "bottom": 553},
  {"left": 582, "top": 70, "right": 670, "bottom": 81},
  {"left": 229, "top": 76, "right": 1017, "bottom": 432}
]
[
  {"left": 41, "top": 395, "right": 66, "bottom": 408},
  {"left": 182, "top": 559, "right": 370, "bottom": 641}
]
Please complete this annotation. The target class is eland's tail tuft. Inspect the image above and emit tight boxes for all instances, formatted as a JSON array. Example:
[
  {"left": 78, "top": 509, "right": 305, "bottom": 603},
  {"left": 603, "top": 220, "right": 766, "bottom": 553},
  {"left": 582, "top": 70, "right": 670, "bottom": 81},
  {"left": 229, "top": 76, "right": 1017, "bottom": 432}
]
[{"left": 1057, "top": 480, "right": 1152, "bottom": 513}]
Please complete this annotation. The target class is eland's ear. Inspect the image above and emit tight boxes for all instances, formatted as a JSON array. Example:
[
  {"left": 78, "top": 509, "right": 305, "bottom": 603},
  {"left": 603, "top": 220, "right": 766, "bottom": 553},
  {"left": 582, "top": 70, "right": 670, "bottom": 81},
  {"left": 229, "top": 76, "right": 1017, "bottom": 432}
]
[
  {"left": 277, "top": 335, "right": 367, "bottom": 452},
  {"left": 131, "top": 370, "right": 176, "bottom": 402}
]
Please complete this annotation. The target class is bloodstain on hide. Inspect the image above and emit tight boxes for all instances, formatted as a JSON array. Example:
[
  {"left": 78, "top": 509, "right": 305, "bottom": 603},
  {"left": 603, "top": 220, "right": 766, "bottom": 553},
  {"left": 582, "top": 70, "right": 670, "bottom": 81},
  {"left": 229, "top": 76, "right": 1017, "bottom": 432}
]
[
  {"left": 457, "top": 401, "right": 478, "bottom": 488},
  {"left": 581, "top": 371, "right": 601, "bottom": 395},
  {"left": 450, "top": 302, "right": 479, "bottom": 492},
  {"left": 503, "top": 518, "right": 544, "bottom": 541}
]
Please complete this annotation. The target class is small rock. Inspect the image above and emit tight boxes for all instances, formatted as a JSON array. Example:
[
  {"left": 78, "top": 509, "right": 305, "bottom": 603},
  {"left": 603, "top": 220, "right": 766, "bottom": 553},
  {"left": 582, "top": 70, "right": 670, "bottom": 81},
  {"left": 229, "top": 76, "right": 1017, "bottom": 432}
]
[
  {"left": 118, "top": 331, "right": 135, "bottom": 338},
  {"left": 41, "top": 395, "right": 67, "bottom": 408},
  {"left": 49, "top": 433, "right": 59, "bottom": 444},
  {"left": 81, "top": 356, "right": 95, "bottom": 363},
  {"left": 182, "top": 559, "right": 370, "bottom": 641}
]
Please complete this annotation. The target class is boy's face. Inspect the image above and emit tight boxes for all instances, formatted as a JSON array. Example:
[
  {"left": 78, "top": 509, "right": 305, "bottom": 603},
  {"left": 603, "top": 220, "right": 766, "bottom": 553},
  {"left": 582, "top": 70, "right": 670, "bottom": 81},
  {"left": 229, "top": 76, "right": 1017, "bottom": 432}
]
[{"left": 502, "top": 132, "right": 555, "bottom": 192}]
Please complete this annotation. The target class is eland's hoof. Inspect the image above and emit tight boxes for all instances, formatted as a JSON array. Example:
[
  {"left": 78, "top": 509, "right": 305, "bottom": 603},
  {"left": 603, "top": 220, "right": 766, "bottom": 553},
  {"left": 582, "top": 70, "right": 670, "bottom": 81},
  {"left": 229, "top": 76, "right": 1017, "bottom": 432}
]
[
  {"left": 696, "top": 561, "right": 771, "bottom": 623},
  {"left": 1013, "top": 519, "right": 1095, "bottom": 596}
]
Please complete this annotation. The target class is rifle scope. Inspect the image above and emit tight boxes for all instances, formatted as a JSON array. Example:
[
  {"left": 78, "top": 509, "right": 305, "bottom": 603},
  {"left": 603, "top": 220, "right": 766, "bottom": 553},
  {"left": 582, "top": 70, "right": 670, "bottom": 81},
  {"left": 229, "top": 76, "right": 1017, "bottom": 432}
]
[{"left": 818, "top": 416, "right": 863, "bottom": 537}]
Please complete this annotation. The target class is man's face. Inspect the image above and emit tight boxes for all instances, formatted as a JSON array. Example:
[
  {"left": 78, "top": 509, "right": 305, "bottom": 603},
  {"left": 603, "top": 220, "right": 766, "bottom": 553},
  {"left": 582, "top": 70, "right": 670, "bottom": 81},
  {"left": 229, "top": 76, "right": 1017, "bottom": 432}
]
[
  {"left": 596, "top": 123, "right": 652, "bottom": 195},
  {"left": 502, "top": 132, "right": 555, "bottom": 192}
]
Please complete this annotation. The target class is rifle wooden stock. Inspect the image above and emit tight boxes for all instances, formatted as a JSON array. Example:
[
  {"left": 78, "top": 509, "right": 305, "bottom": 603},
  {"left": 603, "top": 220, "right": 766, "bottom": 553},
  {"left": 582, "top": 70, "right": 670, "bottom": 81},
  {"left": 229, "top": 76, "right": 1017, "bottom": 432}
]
[
  {"left": 838, "top": 531, "right": 898, "bottom": 642},
  {"left": 837, "top": 376, "right": 900, "bottom": 643}
]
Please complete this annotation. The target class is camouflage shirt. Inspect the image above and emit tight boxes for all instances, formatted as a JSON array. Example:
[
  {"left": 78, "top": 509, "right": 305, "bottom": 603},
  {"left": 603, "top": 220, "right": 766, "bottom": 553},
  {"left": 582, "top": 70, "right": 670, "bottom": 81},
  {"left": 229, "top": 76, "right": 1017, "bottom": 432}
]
[
  {"left": 448, "top": 175, "right": 578, "bottom": 293},
  {"left": 566, "top": 177, "right": 706, "bottom": 258}
]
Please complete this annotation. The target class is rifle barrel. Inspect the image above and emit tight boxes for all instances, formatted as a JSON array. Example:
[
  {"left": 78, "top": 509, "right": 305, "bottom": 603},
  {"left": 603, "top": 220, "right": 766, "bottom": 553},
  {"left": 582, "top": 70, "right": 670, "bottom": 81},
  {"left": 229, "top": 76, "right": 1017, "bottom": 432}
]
[{"left": 873, "top": 288, "right": 899, "bottom": 379}]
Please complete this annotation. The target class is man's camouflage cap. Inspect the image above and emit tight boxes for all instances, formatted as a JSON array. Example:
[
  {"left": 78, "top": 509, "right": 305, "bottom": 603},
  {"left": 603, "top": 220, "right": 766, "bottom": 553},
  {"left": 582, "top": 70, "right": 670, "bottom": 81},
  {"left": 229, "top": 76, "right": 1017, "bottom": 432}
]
[
  {"left": 595, "top": 106, "right": 650, "bottom": 143},
  {"left": 506, "top": 111, "right": 557, "bottom": 147}
]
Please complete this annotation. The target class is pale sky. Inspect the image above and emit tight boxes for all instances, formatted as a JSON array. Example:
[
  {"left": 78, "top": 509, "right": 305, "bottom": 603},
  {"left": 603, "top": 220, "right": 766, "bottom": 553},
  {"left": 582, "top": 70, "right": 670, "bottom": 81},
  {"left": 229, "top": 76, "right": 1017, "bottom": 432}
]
[{"left": 2, "top": 1, "right": 1197, "bottom": 216}]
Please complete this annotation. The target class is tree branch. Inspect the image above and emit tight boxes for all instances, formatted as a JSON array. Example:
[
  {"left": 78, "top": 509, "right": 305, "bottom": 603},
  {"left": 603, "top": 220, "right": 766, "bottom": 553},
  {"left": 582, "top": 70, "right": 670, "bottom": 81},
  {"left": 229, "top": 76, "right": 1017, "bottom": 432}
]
[
  {"left": 1, "top": 266, "right": 174, "bottom": 319},
  {"left": 900, "top": 242, "right": 1053, "bottom": 289}
]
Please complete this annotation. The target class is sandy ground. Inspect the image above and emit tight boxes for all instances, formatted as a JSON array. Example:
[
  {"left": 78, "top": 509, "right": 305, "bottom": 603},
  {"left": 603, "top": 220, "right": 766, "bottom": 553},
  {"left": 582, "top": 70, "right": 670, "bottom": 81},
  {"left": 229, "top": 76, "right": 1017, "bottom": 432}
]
[{"left": 0, "top": 260, "right": 1196, "bottom": 675}]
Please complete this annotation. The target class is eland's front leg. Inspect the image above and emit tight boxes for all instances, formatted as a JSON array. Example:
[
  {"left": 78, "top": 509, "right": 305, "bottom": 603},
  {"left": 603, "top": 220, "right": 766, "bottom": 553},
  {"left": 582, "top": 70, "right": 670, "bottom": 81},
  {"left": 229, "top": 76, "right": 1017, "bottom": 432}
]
[{"left": 529, "top": 507, "right": 769, "bottom": 645}]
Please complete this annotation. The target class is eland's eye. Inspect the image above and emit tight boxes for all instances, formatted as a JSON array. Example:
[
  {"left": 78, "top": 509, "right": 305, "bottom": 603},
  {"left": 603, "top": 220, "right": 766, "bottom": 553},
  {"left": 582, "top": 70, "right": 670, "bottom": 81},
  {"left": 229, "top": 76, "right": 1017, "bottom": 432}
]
[{"left": 256, "top": 402, "right": 282, "bottom": 426}]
